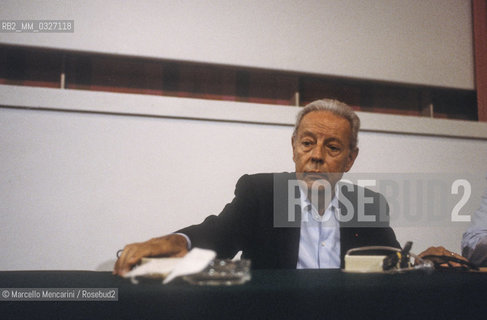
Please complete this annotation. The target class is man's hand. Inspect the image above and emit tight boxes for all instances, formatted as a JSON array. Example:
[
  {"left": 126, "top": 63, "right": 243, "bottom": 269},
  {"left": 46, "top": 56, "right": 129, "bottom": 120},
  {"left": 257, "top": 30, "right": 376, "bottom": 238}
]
[
  {"left": 418, "top": 246, "right": 469, "bottom": 268},
  {"left": 113, "top": 234, "right": 188, "bottom": 276}
]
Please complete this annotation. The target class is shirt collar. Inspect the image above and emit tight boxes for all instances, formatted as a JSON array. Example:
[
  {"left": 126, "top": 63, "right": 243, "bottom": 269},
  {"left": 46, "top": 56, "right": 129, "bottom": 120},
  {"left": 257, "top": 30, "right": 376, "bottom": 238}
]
[{"left": 298, "top": 182, "right": 340, "bottom": 213}]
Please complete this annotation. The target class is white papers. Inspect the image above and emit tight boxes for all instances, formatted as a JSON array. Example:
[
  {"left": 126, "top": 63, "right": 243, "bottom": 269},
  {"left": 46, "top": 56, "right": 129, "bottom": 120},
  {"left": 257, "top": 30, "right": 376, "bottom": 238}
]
[
  {"left": 123, "top": 257, "right": 182, "bottom": 279},
  {"left": 163, "top": 248, "right": 216, "bottom": 284},
  {"left": 122, "top": 248, "right": 216, "bottom": 284}
]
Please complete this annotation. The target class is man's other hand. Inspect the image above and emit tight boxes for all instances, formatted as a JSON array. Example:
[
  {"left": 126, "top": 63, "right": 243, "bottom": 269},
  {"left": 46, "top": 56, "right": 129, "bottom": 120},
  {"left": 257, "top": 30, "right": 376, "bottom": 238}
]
[
  {"left": 113, "top": 234, "right": 188, "bottom": 276},
  {"left": 418, "top": 246, "right": 469, "bottom": 268}
]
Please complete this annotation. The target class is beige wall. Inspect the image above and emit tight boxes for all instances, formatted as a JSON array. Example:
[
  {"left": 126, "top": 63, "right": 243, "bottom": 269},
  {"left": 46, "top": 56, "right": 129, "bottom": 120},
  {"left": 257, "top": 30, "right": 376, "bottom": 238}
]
[{"left": 0, "top": 0, "right": 474, "bottom": 89}]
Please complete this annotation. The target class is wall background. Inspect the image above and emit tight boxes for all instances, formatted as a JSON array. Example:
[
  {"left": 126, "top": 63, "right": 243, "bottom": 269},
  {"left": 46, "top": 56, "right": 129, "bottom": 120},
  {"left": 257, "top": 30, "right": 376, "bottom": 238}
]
[
  {"left": 0, "top": 0, "right": 474, "bottom": 89},
  {"left": 1, "top": 0, "right": 486, "bottom": 271}
]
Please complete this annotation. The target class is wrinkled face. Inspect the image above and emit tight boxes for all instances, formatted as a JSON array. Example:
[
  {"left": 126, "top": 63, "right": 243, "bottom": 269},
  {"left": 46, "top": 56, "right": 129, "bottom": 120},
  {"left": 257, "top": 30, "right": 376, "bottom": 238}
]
[{"left": 292, "top": 111, "right": 358, "bottom": 192}]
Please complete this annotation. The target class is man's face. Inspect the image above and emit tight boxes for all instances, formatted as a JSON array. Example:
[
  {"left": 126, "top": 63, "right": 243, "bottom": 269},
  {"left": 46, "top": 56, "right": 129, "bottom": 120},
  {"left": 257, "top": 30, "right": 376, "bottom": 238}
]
[{"left": 292, "top": 111, "right": 358, "bottom": 191}]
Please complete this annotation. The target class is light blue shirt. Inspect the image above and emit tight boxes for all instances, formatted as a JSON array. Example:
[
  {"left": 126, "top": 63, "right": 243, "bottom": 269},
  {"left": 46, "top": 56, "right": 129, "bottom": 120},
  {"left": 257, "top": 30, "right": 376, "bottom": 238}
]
[
  {"left": 296, "top": 186, "right": 341, "bottom": 269},
  {"left": 462, "top": 175, "right": 487, "bottom": 257}
]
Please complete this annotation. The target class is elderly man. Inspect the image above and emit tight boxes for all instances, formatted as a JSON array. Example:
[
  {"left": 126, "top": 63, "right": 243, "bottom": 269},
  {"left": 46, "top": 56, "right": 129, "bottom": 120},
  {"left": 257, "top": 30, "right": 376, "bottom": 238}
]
[{"left": 114, "top": 99, "right": 400, "bottom": 275}]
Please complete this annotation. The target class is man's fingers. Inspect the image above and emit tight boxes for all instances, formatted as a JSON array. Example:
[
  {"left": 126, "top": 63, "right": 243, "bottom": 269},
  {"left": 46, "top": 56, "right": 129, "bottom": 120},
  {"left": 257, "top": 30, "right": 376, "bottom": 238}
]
[
  {"left": 418, "top": 246, "right": 465, "bottom": 260},
  {"left": 113, "top": 243, "right": 149, "bottom": 275},
  {"left": 113, "top": 234, "right": 189, "bottom": 276},
  {"left": 418, "top": 246, "right": 447, "bottom": 257},
  {"left": 418, "top": 246, "right": 471, "bottom": 269}
]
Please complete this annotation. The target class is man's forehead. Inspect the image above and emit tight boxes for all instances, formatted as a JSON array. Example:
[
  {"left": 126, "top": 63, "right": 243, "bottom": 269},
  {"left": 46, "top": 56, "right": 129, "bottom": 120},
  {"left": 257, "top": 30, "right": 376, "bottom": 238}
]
[{"left": 299, "top": 111, "right": 350, "bottom": 131}]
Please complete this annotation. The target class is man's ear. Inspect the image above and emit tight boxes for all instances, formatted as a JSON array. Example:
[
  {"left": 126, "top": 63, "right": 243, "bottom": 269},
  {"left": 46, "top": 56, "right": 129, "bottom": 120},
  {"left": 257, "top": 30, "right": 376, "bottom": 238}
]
[
  {"left": 345, "top": 147, "right": 359, "bottom": 172},
  {"left": 291, "top": 136, "right": 297, "bottom": 163}
]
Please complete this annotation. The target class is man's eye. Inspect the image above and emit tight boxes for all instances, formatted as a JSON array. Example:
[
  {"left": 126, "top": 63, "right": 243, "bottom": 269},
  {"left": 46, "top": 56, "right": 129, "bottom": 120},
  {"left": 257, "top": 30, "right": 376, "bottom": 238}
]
[
  {"left": 302, "top": 141, "right": 312, "bottom": 147},
  {"left": 328, "top": 145, "right": 340, "bottom": 152}
]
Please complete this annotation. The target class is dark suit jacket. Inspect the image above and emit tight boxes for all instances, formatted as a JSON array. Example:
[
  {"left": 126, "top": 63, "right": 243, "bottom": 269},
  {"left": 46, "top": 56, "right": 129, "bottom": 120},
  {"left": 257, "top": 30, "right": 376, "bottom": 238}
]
[{"left": 178, "top": 172, "right": 400, "bottom": 269}]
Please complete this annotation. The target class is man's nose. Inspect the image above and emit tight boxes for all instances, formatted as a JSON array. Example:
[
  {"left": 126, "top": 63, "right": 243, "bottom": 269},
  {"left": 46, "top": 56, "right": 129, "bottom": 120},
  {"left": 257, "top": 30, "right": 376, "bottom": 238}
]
[{"left": 310, "top": 146, "right": 325, "bottom": 164}]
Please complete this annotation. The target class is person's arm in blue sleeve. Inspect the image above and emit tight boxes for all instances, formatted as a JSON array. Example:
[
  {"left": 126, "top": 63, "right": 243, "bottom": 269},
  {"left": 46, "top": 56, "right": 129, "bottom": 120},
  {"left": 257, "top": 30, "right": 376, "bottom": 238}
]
[{"left": 462, "top": 177, "right": 487, "bottom": 266}]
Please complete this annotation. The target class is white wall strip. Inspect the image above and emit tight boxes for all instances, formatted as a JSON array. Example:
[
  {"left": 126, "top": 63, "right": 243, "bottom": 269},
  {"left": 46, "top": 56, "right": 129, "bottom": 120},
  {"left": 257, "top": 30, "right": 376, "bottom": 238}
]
[{"left": 1, "top": 84, "right": 487, "bottom": 140}]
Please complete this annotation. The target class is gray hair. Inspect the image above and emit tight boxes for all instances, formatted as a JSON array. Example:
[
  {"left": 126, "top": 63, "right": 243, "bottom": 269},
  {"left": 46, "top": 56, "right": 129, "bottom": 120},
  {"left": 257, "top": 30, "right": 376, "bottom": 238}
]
[{"left": 292, "top": 99, "right": 360, "bottom": 150}]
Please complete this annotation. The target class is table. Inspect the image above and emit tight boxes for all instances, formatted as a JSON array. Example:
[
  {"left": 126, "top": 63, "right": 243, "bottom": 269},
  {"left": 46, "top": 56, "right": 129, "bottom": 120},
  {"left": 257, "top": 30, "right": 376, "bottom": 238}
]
[{"left": 1, "top": 269, "right": 486, "bottom": 319}]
